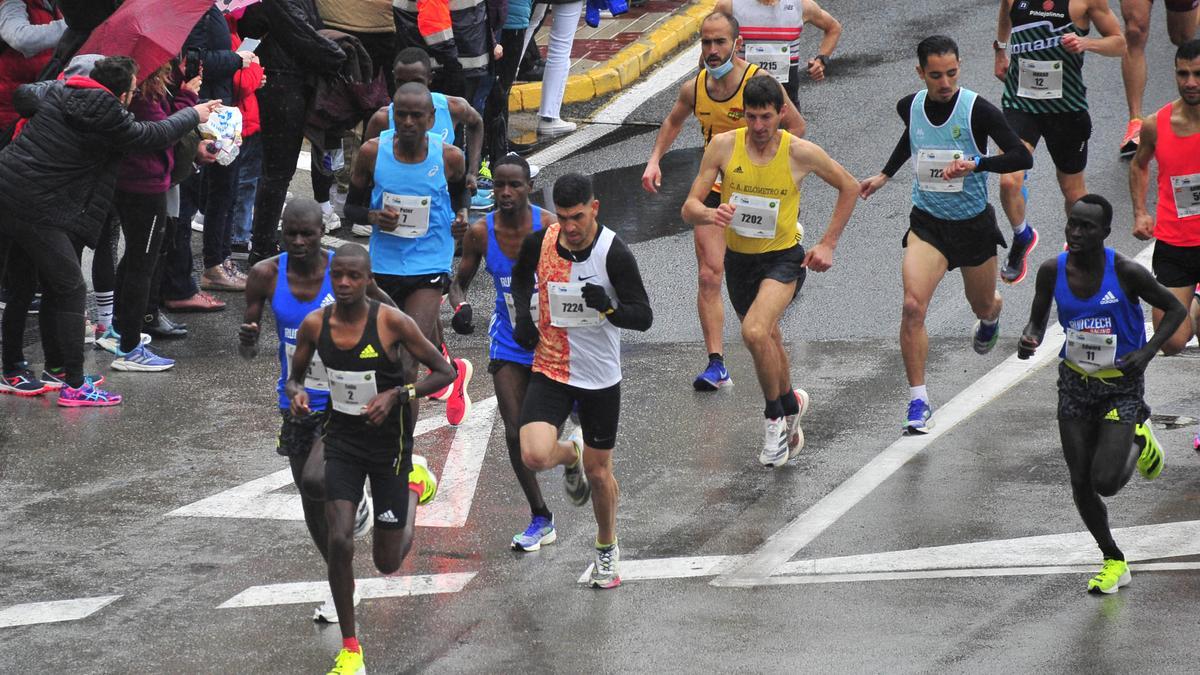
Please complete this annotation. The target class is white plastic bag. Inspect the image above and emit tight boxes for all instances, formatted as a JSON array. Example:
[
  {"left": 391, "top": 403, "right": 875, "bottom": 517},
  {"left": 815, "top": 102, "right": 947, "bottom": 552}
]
[{"left": 199, "top": 106, "right": 244, "bottom": 166}]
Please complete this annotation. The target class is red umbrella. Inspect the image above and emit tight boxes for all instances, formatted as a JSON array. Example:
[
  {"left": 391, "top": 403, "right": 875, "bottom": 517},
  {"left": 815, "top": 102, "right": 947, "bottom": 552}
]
[{"left": 78, "top": 0, "right": 215, "bottom": 79}]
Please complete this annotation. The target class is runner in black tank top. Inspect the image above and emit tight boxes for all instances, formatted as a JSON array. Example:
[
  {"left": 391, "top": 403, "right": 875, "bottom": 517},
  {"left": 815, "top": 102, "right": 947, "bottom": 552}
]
[{"left": 287, "top": 245, "right": 456, "bottom": 674}]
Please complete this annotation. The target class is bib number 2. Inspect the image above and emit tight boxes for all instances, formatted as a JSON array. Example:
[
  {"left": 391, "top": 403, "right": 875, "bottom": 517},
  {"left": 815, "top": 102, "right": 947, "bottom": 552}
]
[{"left": 328, "top": 368, "right": 379, "bottom": 415}]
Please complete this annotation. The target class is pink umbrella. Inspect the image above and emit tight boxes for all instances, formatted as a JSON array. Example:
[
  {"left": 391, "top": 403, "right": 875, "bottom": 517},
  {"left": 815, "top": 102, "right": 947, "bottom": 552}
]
[
  {"left": 216, "top": 0, "right": 263, "bottom": 12},
  {"left": 79, "top": 0, "right": 214, "bottom": 79}
]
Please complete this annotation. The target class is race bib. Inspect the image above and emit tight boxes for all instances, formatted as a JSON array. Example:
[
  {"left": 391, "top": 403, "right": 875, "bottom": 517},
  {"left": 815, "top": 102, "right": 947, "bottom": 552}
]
[
  {"left": 1170, "top": 172, "right": 1200, "bottom": 219},
  {"left": 729, "top": 192, "right": 780, "bottom": 239},
  {"left": 547, "top": 281, "right": 602, "bottom": 327},
  {"left": 1017, "top": 59, "right": 1063, "bottom": 100},
  {"left": 327, "top": 368, "right": 378, "bottom": 415},
  {"left": 915, "top": 148, "right": 965, "bottom": 193},
  {"left": 746, "top": 43, "right": 790, "bottom": 83},
  {"left": 503, "top": 292, "right": 540, "bottom": 328},
  {"left": 380, "top": 192, "right": 431, "bottom": 238},
  {"left": 1065, "top": 329, "right": 1117, "bottom": 374},
  {"left": 285, "top": 342, "right": 330, "bottom": 391}
]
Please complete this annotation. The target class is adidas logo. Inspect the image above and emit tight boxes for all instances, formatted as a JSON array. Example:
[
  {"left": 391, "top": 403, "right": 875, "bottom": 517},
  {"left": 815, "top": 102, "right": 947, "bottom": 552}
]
[
  {"left": 320, "top": 293, "right": 335, "bottom": 307},
  {"left": 359, "top": 344, "right": 379, "bottom": 359},
  {"left": 732, "top": 166, "right": 744, "bottom": 174},
  {"left": 377, "top": 509, "right": 398, "bottom": 523},
  {"left": 1099, "top": 291, "right": 1119, "bottom": 305},
  {"left": 1104, "top": 408, "right": 1121, "bottom": 422}
]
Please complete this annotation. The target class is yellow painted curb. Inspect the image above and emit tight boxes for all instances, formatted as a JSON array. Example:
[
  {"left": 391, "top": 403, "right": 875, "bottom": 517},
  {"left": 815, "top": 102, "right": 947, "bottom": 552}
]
[{"left": 508, "top": 0, "right": 716, "bottom": 112}]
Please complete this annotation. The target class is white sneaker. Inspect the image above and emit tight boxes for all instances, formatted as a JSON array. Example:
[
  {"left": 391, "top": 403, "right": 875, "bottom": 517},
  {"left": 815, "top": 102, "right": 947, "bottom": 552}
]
[
  {"left": 785, "top": 388, "right": 811, "bottom": 460},
  {"left": 758, "top": 417, "right": 789, "bottom": 467},
  {"left": 353, "top": 496, "right": 373, "bottom": 538},
  {"left": 537, "top": 117, "right": 576, "bottom": 137},
  {"left": 322, "top": 209, "right": 341, "bottom": 233},
  {"left": 313, "top": 588, "right": 361, "bottom": 623},
  {"left": 190, "top": 212, "right": 205, "bottom": 233},
  {"left": 351, "top": 224, "right": 372, "bottom": 238}
]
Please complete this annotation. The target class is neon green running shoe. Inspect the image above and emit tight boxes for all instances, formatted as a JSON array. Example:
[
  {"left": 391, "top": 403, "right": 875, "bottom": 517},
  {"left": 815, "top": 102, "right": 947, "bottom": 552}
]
[
  {"left": 327, "top": 647, "right": 365, "bottom": 674},
  {"left": 1135, "top": 422, "right": 1164, "bottom": 480},
  {"left": 409, "top": 454, "right": 438, "bottom": 505},
  {"left": 1087, "top": 558, "right": 1131, "bottom": 594},
  {"left": 478, "top": 159, "right": 492, "bottom": 181}
]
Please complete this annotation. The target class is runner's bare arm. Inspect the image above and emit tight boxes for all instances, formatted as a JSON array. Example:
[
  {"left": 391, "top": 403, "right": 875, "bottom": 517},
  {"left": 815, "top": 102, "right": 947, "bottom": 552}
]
[
  {"left": 1018, "top": 258, "right": 1058, "bottom": 358},
  {"left": 995, "top": 0, "right": 1013, "bottom": 81},
  {"left": 364, "top": 106, "right": 388, "bottom": 141},
  {"left": 385, "top": 306, "right": 457, "bottom": 399},
  {"left": 285, "top": 311, "right": 322, "bottom": 414},
  {"left": 794, "top": 139, "right": 858, "bottom": 272},
  {"left": 1129, "top": 112, "right": 1158, "bottom": 241},
  {"left": 803, "top": 0, "right": 842, "bottom": 80},
  {"left": 239, "top": 258, "right": 279, "bottom": 359},
  {"left": 1113, "top": 255, "right": 1186, "bottom": 373},
  {"left": 449, "top": 95, "right": 485, "bottom": 190},
  {"left": 1071, "top": 0, "right": 1125, "bottom": 57},
  {"left": 448, "top": 218, "right": 488, "bottom": 309},
  {"left": 344, "top": 139, "right": 399, "bottom": 230},
  {"left": 642, "top": 82, "right": 697, "bottom": 192},
  {"left": 443, "top": 143, "right": 470, "bottom": 239},
  {"left": 681, "top": 132, "right": 735, "bottom": 227}
]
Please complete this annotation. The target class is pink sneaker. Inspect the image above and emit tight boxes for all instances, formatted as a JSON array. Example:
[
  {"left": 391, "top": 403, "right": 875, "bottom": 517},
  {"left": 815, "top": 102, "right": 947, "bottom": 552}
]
[
  {"left": 429, "top": 343, "right": 454, "bottom": 401},
  {"left": 445, "top": 358, "right": 473, "bottom": 426},
  {"left": 57, "top": 381, "right": 123, "bottom": 407}
]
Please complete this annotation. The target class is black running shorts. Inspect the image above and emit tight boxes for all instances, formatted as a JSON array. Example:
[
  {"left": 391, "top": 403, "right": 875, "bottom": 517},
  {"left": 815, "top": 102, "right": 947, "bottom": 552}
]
[
  {"left": 276, "top": 409, "right": 328, "bottom": 458},
  {"left": 1056, "top": 361, "right": 1149, "bottom": 423},
  {"left": 375, "top": 272, "right": 449, "bottom": 307},
  {"left": 905, "top": 205, "right": 1006, "bottom": 271},
  {"left": 520, "top": 372, "right": 620, "bottom": 450},
  {"left": 1003, "top": 108, "right": 1092, "bottom": 175},
  {"left": 1164, "top": 0, "right": 1200, "bottom": 12},
  {"left": 324, "top": 452, "right": 414, "bottom": 530},
  {"left": 724, "top": 244, "right": 807, "bottom": 317},
  {"left": 1151, "top": 240, "right": 1200, "bottom": 288}
]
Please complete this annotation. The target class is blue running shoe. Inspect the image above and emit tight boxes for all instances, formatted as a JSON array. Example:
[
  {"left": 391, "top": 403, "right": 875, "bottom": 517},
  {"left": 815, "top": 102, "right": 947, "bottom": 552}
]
[
  {"left": 905, "top": 399, "right": 932, "bottom": 434},
  {"left": 973, "top": 319, "right": 1000, "bottom": 355},
  {"left": 470, "top": 189, "right": 494, "bottom": 210},
  {"left": 511, "top": 515, "right": 557, "bottom": 552},
  {"left": 693, "top": 359, "right": 732, "bottom": 391},
  {"left": 1001, "top": 225, "right": 1039, "bottom": 284},
  {"left": 111, "top": 344, "right": 175, "bottom": 372}
]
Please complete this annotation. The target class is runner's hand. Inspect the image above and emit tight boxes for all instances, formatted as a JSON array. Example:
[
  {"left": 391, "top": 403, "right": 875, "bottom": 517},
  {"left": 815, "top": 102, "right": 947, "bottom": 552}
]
[
  {"left": 641, "top": 162, "right": 662, "bottom": 193},
  {"left": 581, "top": 283, "right": 613, "bottom": 313},
  {"left": 802, "top": 242, "right": 834, "bottom": 272},
  {"left": 1133, "top": 213, "right": 1155, "bottom": 241},
  {"left": 858, "top": 174, "right": 888, "bottom": 200},
  {"left": 238, "top": 322, "right": 259, "bottom": 359},
  {"left": 943, "top": 158, "right": 976, "bottom": 180},
  {"left": 289, "top": 390, "right": 311, "bottom": 417},
  {"left": 452, "top": 209, "right": 470, "bottom": 240},
  {"left": 713, "top": 203, "right": 735, "bottom": 228},
  {"left": 806, "top": 58, "right": 826, "bottom": 81},
  {"left": 1116, "top": 346, "right": 1155, "bottom": 375},
  {"left": 364, "top": 389, "right": 399, "bottom": 426},
  {"left": 451, "top": 303, "right": 474, "bottom": 334},
  {"left": 1060, "top": 33, "right": 1086, "bottom": 54},
  {"left": 513, "top": 317, "right": 540, "bottom": 350},
  {"left": 993, "top": 51, "right": 1009, "bottom": 82},
  {"left": 372, "top": 207, "right": 400, "bottom": 231},
  {"left": 1017, "top": 334, "right": 1039, "bottom": 359}
]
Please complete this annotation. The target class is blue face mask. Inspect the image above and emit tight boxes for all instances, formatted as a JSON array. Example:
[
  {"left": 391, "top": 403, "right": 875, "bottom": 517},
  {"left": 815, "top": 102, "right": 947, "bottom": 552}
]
[{"left": 705, "top": 55, "right": 734, "bottom": 79}]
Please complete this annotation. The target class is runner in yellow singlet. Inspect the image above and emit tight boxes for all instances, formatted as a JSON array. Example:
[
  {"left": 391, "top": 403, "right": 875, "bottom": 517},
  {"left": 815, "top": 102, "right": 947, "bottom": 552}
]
[
  {"left": 641, "top": 11, "right": 806, "bottom": 392},
  {"left": 682, "top": 76, "right": 858, "bottom": 469}
]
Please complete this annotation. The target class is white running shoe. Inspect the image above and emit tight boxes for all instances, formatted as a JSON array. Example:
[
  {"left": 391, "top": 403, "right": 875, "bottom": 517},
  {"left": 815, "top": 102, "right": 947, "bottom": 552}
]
[
  {"left": 313, "top": 588, "right": 361, "bottom": 623},
  {"left": 322, "top": 209, "right": 342, "bottom": 233},
  {"left": 785, "top": 388, "right": 811, "bottom": 460},
  {"left": 351, "top": 224, "right": 372, "bottom": 238},
  {"left": 190, "top": 212, "right": 204, "bottom": 233},
  {"left": 353, "top": 496, "right": 373, "bottom": 538},
  {"left": 758, "top": 417, "right": 789, "bottom": 467}
]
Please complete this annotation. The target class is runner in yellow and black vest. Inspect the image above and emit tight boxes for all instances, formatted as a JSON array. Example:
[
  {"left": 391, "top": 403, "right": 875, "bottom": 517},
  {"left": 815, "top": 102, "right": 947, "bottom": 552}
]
[
  {"left": 640, "top": 11, "right": 806, "bottom": 392},
  {"left": 682, "top": 75, "right": 859, "bottom": 470}
]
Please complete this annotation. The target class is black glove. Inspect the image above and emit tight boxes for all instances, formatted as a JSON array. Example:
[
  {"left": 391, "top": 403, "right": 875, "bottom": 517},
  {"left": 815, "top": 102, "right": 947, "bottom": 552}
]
[
  {"left": 581, "top": 282, "right": 613, "bottom": 313},
  {"left": 513, "top": 317, "right": 539, "bottom": 350},
  {"left": 451, "top": 302, "right": 474, "bottom": 335}
]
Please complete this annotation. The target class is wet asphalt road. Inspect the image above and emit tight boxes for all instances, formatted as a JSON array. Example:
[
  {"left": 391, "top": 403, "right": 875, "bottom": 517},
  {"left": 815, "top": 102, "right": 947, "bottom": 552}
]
[{"left": 5, "top": 0, "right": 1200, "bottom": 671}]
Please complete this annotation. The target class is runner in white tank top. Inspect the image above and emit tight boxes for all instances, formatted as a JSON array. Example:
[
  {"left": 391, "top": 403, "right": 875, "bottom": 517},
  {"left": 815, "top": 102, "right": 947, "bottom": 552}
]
[{"left": 716, "top": 0, "right": 843, "bottom": 104}]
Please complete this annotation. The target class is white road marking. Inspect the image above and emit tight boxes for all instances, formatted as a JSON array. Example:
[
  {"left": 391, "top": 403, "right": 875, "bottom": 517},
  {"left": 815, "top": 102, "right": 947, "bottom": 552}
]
[
  {"left": 598, "top": 519, "right": 1200, "bottom": 583},
  {"left": 167, "top": 398, "right": 497, "bottom": 527},
  {"left": 738, "top": 562, "right": 1200, "bottom": 587},
  {"left": 217, "top": 573, "right": 476, "bottom": 609},
  {"left": 0, "top": 596, "right": 122, "bottom": 628},
  {"left": 710, "top": 244, "right": 1159, "bottom": 587}
]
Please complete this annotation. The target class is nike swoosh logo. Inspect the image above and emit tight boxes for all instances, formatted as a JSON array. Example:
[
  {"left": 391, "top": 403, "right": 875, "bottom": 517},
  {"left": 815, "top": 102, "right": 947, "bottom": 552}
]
[{"left": 578, "top": 275, "right": 596, "bottom": 281}]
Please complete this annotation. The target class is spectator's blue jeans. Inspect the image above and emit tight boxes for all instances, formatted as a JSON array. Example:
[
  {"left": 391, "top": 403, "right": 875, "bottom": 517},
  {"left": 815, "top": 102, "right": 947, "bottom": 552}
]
[{"left": 230, "top": 134, "right": 262, "bottom": 245}]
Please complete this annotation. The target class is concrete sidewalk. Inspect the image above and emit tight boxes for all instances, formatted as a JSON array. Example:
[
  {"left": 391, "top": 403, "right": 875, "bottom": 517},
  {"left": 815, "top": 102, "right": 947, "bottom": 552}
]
[{"left": 508, "top": 0, "right": 714, "bottom": 112}]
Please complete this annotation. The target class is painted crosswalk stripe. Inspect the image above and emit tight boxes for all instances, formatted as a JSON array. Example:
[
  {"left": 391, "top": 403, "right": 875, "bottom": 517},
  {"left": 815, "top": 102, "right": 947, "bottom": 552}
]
[
  {"left": 0, "top": 596, "right": 122, "bottom": 629},
  {"left": 218, "top": 573, "right": 476, "bottom": 608}
]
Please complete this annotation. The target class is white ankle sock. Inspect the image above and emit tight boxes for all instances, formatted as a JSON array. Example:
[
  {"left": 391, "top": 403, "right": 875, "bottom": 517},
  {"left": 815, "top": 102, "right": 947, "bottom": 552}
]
[
  {"left": 95, "top": 291, "right": 114, "bottom": 329},
  {"left": 320, "top": 201, "right": 333, "bottom": 214},
  {"left": 1012, "top": 220, "right": 1028, "bottom": 235},
  {"left": 910, "top": 385, "right": 928, "bottom": 403}
]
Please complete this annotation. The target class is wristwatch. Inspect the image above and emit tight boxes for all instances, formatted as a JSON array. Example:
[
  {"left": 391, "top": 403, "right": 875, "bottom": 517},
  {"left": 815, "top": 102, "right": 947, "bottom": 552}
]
[
  {"left": 813, "top": 54, "right": 829, "bottom": 67},
  {"left": 992, "top": 40, "right": 1008, "bottom": 52}
]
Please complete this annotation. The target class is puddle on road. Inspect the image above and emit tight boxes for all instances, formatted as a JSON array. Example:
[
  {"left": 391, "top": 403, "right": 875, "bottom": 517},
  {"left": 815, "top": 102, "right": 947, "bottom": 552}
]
[{"left": 529, "top": 147, "right": 703, "bottom": 246}]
